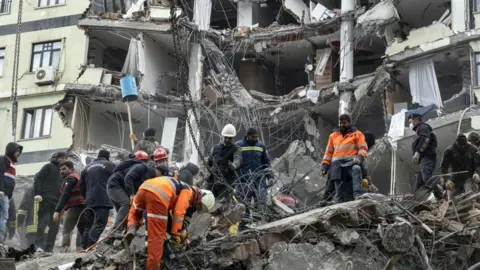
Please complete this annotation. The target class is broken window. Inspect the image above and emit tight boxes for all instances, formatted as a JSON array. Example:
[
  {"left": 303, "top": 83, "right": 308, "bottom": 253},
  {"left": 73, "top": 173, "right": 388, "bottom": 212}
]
[
  {"left": 37, "top": 0, "right": 65, "bottom": 7},
  {"left": 475, "top": 53, "right": 480, "bottom": 86},
  {"left": 22, "top": 107, "right": 53, "bottom": 139},
  {"left": 31, "top": 40, "right": 62, "bottom": 72},
  {"left": 0, "top": 48, "right": 4, "bottom": 76},
  {"left": 0, "top": 0, "right": 11, "bottom": 13}
]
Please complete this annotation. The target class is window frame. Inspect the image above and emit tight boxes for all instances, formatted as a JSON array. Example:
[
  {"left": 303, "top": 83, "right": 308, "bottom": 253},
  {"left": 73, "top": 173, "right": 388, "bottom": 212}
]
[
  {"left": 0, "top": 0, "right": 11, "bottom": 14},
  {"left": 37, "top": 0, "right": 65, "bottom": 8},
  {"left": 475, "top": 0, "right": 480, "bottom": 13},
  {"left": 21, "top": 106, "right": 54, "bottom": 140},
  {"left": 475, "top": 53, "right": 480, "bottom": 86},
  {"left": 30, "top": 40, "right": 62, "bottom": 72},
  {"left": 0, "top": 48, "right": 4, "bottom": 77}
]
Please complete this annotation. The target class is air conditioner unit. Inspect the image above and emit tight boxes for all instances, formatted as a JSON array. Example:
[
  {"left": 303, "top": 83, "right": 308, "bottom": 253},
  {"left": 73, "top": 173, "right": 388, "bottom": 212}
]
[{"left": 35, "top": 67, "right": 55, "bottom": 86}]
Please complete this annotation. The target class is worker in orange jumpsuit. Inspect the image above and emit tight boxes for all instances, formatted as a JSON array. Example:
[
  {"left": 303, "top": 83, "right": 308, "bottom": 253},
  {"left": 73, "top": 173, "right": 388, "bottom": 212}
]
[
  {"left": 125, "top": 173, "right": 215, "bottom": 269},
  {"left": 321, "top": 114, "right": 368, "bottom": 202}
]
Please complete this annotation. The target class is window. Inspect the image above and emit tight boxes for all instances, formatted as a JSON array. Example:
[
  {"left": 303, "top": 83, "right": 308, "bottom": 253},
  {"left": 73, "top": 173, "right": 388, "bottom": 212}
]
[
  {"left": 0, "top": 0, "right": 11, "bottom": 13},
  {"left": 38, "top": 0, "right": 65, "bottom": 8},
  {"left": 476, "top": 0, "right": 480, "bottom": 12},
  {"left": 476, "top": 53, "right": 480, "bottom": 86},
  {"left": 31, "top": 40, "right": 61, "bottom": 72},
  {"left": 22, "top": 107, "right": 53, "bottom": 139},
  {"left": 0, "top": 48, "right": 4, "bottom": 76}
]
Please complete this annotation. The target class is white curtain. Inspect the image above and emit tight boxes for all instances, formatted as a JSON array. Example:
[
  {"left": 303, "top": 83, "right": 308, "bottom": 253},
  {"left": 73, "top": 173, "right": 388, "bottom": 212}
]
[
  {"left": 408, "top": 58, "right": 443, "bottom": 108},
  {"left": 388, "top": 109, "right": 407, "bottom": 139}
]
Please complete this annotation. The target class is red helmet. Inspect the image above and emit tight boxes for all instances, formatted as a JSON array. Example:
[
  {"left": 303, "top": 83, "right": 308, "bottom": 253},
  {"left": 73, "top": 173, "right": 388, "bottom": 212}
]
[
  {"left": 134, "top": 151, "right": 149, "bottom": 161},
  {"left": 153, "top": 147, "right": 168, "bottom": 161}
]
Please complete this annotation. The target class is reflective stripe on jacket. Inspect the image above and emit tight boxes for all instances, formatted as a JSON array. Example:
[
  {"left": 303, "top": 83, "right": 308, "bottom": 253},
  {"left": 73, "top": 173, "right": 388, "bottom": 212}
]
[
  {"left": 137, "top": 177, "right": 191, "bottom": 235},
  {"left": 60, "top": 172, "right": 85, "bottom": 210},
  {"left": 322, "top": 127, "right": 368, "bottom": 165}
]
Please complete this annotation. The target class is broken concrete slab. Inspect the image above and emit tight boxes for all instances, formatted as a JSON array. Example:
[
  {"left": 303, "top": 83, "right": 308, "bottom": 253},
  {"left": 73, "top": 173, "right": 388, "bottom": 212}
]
[
  {"left": 382, "top": 220, "right": 415, "bottom": 253},
  {"left": 334, "top": 229, "right": 360, "bottom": 245}
]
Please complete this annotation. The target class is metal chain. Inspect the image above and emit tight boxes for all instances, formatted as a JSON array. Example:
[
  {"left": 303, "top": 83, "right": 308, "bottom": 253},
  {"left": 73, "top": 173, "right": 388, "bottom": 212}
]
[{"left": 11, "top": 0, "right": 23, "bottom": 141}]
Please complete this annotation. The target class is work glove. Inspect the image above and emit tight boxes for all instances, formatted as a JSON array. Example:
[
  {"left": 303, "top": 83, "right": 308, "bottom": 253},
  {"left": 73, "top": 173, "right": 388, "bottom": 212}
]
[
  {"left": 129, "top": 133, "right": 137, "bottom": 142},
  {"left": 0, "top": 191, "right": 4, "bottom": 200},
  {"left": 228, "top": 161, "right": 237, "bottom": 170},
  {"left": 53, "top": 212, "right": 61, "bottom": 224},
  {"left": 179, "top": 230, "right": 189, "bottom": 243},
  {"left": 352, "top": 157, "right": 361, "bottom": 165},
  {"left": 34, "top": 195, "right": 43, "bottom": 202},
  {"left": 321, "top": 170, "right": 327, "bottom": 176},
  {"left": 445, "top": 180, "right": 454, "bottom": 191},
  {"left": 412, "top": 152, "right": 420, "bottom": 165},
  {"left": 361, "top": 179, "right": 369, "bottom": 190},
  {"left": 474, "top": 174, "right": 480, "bottom": 184}
]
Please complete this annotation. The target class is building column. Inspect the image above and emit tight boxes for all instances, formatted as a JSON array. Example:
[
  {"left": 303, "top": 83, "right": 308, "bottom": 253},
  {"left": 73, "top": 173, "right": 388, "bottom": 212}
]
[
  {"left": 237, "top": 2, "right": 253, "bottom": 27},
  {"left": 183, "top": 0, "right": 211, "bottom": 165},
  {"left": 338, "top": 0, "right": 355, "bottom": 115}
]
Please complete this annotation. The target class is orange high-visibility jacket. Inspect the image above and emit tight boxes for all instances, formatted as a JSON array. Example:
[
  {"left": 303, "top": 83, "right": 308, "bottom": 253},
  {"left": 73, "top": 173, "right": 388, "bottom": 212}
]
[
  {"left": 322, "top": 128, "right": 368, "bottom": 165},
  {"left": 138, "top": 176, "right": 192, "bottom": 235}
]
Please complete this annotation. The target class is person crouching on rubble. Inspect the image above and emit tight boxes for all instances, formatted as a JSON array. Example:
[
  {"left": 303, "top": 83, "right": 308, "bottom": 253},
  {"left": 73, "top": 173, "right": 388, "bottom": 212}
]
[
  {"left": 107, "top": 151, "right": 150, "bottom": 234},
  {"left": 205, "top": 124, "right": 242, "bottom": 201},
  {"left": 53, "top": 161, "right": 86, "bottom": 251},
  {"left": 124, "top": 170, "right": 215, "bottom": 269},
  {"left": 408, "top": 113, "right": 438, "bottom": 191},
  {"left": 440, "top": 134, "right": 480, "bottom": 198},
  {"left": 321, "top": 114, "right": 368, "bottom": 202},
  {"left": 468, "top": 132, "right": 480, "bottom": 148}
]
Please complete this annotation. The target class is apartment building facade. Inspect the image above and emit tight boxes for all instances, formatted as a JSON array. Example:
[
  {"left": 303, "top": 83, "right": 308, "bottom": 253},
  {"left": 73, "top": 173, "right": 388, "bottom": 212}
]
[{"left": 0, "top": 0, "right": 89, "bottom": 175}]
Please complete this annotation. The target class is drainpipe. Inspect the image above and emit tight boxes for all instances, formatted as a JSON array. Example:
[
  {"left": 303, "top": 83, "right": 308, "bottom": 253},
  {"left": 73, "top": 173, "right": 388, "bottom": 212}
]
[{"left": 338, "top": 0, "right": 355, "bottom": 115}]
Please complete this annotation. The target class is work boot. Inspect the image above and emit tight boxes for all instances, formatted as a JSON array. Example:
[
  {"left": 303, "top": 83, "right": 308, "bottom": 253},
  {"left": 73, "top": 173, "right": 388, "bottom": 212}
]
[{"left": 123, "top": 225, "right": 137, "bottom": 247}]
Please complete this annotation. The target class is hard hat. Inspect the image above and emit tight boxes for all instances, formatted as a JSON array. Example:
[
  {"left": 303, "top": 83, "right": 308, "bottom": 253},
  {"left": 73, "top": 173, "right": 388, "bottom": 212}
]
[
  {"left": 153, "top": 147, "right": 168, "bottom": 161},
  {"left": 200, "top": 189, "right": 215, "bottom": 212},
  {"left": 134, "top": 151, "right": 149, "bottom": 161},
  {"left": 221, "top": 124, "right": 237, "bottom": 137}
]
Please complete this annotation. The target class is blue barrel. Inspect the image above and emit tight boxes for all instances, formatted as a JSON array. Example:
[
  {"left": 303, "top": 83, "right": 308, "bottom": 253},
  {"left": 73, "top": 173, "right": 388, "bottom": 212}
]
[{"left": 120, "top": 75, "right": 139, "bottom": 102}]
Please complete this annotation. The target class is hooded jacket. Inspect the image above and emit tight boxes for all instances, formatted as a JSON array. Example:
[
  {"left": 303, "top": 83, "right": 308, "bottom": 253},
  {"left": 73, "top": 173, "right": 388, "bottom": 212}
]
[
  {"left": 440, "top": 142, "right": 479, "bottom": 181},
  {"left": 124, "top": 163, "right": 157, "bottom": 196},
  {"left": 412, "top": 122, "right": 437, "bottom": 158},
  {"left": 34, "top": 157, "right": 63, "bottom": 204},
  {"left": 107, "top": 159, "right": 144, "bottom": 190},
  {"left": 0, "top": 142, "right": 23, "bottom": 198},
  {"left": 80, "top": 158, "right": 115, "bottom": 208}
]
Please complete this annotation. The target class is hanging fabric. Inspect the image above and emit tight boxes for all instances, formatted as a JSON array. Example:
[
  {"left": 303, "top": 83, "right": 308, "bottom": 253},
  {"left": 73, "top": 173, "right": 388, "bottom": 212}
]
[{"left": 408, "top": 58, "right": 443, "bottom": 108}]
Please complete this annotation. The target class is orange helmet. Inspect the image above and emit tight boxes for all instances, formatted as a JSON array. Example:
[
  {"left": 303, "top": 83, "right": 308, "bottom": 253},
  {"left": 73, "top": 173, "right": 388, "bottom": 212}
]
[
  {"left": 134, "top": 151, "right": 149, "bottom": 161},
  {"left": 153, "top": 147, "right": 168, "bottom": 161}
]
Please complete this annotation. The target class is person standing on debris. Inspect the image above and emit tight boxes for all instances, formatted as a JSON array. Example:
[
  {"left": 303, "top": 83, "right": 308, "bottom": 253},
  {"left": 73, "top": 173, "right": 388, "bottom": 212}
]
[
  {"left": 408, "top": 113, "right": 438, "bottom": 190},
  {"left": 0, "top": 142, "right": 22, "bottom": 244},
  {"left": 124, "top": 173, "right": 215, "bottom": 269},
  {"left": 468, "top": 132, "right": 480, "bottom": 148},
  {"left": 206, "top": 124, "right": 242, "bottom": 200},
  {"left": 53, "top": 161, "right": 86, "bottom": 250},
  {"left": 34, "top": 151, "right": 68, "bottom": 252},
  {"left": 124, "top": 162, "right": 161, "bottom": 198},
  {"left": 235, "top": 128, "right": 272, "bottom": 228},
  {"left": 80, "top": 149, "right": 115, "bottom": 249},
  {"left": 321, "top": 114, "right": 368, "bottom": 202},
  {"left": 440, "top": 134, "right": 480, "bottom": 197},
  {"left": 17, "top": 184, "right": 48, "bottom": 246},
  {"left": 133, "top": 127, "right": 167, "bottom": 156},
  {"left": 107, "top": 151, "right": 149, "bottom": 234}
]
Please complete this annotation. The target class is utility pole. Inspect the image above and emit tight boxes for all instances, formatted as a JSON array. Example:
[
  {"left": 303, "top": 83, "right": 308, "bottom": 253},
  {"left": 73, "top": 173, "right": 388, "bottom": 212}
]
[{"left": 338, "top": 0, "right": 354, "bottom": 115}]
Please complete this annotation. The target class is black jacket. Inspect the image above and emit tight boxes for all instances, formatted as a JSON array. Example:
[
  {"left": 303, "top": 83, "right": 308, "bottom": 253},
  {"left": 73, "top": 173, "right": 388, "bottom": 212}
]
[
  {"left": 80, "top": 158, "right": 115, "bottom": 208},
  {"left": 55, "top": 174, "right": 81, "bottom": 212},
  {"left": 124, "top": 163, "right": 157, "bottom": 196},
  {"left": 412, "top": 122, "right": 437, "bottom": 158},
  {"left": 107, "top": 159, "right": 144, "bottom": 190},
  {"left": 208, "top": 143, "right": 242, "bottom": 183},
  {"left": 441, "top": 143, "right": 480, "bottom": 180},
  {"left": 0, "top": 142, "right": 23, "bottom": 198},
  {"left": 34, "top": 159, "right": 63, "bottom": 203}
]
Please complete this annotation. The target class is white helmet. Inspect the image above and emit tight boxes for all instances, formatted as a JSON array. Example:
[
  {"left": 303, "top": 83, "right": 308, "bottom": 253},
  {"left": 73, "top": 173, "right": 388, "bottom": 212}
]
[
  {"left": 221, "top": 124, "right": 237, "bottom": 137},
  {"left": 200, "top": 189, "right": 215, "bottom": 212}
]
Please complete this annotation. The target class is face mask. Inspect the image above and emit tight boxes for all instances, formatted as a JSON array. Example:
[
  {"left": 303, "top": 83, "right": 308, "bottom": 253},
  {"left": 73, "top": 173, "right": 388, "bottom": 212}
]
[
  {"left": 409, "top": 123, "right": 414, "bottom": 129},
  {"left": 246, "top": 139, "right": 257, "bottom": 145}
]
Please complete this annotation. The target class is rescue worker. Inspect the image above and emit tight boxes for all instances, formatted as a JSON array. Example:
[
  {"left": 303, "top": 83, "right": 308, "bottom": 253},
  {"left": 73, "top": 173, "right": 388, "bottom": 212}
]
[
  {"left": 468, "top": 132, "right": 480, "bottom": 148},
  {"left": 133, "top": 127, "right": 167, "bottom": 156},
  {"left": 440, "top": 134, "right": 480, "bottom": 197},
  {"left": 17, "top": 184, "right": 48, "bottom": 246},
  {"left": 107, "top": 151, "right": 149, "bottom": 233},
  {"left": 0, "top": 142, "right": 22, "bottom": 243},
  {"left": 80, "top": 149, "right": 115, "bottom": 249},
  {"left": 236, "top": 128, "right": 272, "bottom": 228},
  {"left": 321, "top": 114, "right": 368, "bottom": 202},
  {"left": 408, "top": 113, "right": 438, "bottom": 190},
  {"left": 206, "top": 124, "right": 242, "bottom": 199},
  {"left": 54, "top": 161, "right": 86, "bottom": 250},
  {"left": 124, "top": 161, "right": 160, "bottom": 198},
  {"left": 34, "top": 151, "right": 68, "bottom": 252},
  {"left": 124, "top": 173, "right": 215, "bottom": 269}
]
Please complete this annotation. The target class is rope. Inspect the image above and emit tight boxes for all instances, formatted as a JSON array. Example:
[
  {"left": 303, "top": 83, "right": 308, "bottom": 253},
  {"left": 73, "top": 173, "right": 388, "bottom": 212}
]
[{"left": 10, "top": 0, "right": 23, "bottom": 141}]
